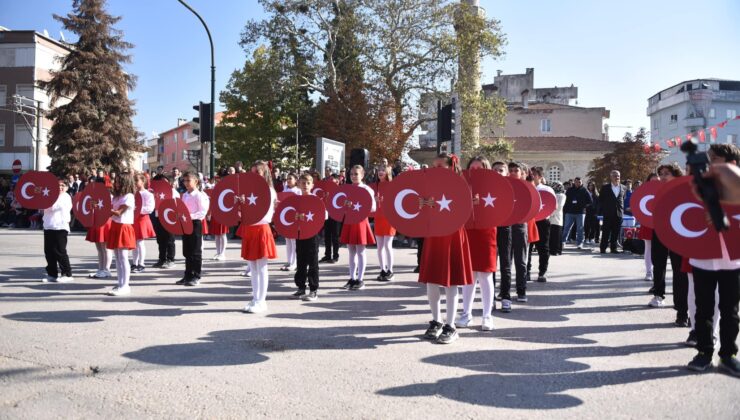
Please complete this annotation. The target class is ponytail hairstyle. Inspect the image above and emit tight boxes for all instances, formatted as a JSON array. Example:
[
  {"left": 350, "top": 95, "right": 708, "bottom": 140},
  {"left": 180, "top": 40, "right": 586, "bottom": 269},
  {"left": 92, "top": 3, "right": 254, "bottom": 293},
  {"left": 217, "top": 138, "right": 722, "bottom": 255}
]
[
  {"left": 466, "top": 155, "right": 491, "bottom": 170},
  {"left": 437, "top": 152, "right": 461, "bottom": 175}
]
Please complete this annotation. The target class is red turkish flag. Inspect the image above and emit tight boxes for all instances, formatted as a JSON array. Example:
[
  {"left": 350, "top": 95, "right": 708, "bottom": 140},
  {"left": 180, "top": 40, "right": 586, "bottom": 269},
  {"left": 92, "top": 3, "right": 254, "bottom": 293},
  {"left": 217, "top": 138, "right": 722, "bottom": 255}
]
[
  {"left": 157, "top": 198, "right": 193, "bottom": 235},
  {"left": 698, "top": 130, "right": 706, "bottom": 143},
  {"left": 535, "top": 189, "right": 557, "bottom": 221},
  {"left": 14, "top": 171, "right": 60, "bottom": 210},
  {"left": 499, "top": 178, "right": 539, "bottom": 226},
  {"left": 210, "top": 173, "right": 271, "bottom": 227},
  {"left": 277, "top": 191, "right": 297, "bottom": 203},
  {"left": 325, "top": 184, "right": 373, "bottom": 224},
  {"left": 718, "top": 121, "right": 728, "bottom": 129},
  {"left": 666, "top": 139, "right": 674, "bottom": 148},
  {"left": 630, "top": 180, "right": 663, "bottom": 229},
  {"left": 73, "top": 182, "right": 112, "bottom": 228},
  {"left": 653, "top": 143, "right": 662, "bottom": 152},
  {"left": 272, "top": 194, "right": 326, "bottom": 239},
  {"left": 725, "top": 204, "right": 740, "bottom": 260},
  {"left": 462, "top": 168, "right": 514, "bottom": 229},
  {"left": 151, "top": 180, "right": 173, "bottom": 209},
  {"left": 710, "top": 126, "right": 718, "bottom": 141},
  {"left": 643, "top": 145, "right": 651, "bottom": 154},
  {"left": 686, "top": 134, "right": 693, "bottom": 143},
  {"left": 312, "top": 178, "right": 338, "bottom": 200},
  {"left": 380, "top": 167, "right": 472, "bottom": 238}
]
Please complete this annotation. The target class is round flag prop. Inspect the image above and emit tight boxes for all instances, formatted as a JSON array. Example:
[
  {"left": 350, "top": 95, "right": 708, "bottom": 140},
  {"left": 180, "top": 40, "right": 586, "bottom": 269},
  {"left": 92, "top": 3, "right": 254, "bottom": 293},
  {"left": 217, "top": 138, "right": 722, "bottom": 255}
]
[
  {"left": 535, "top": 189, "right": 557, "bottom": 221},
  {"left": 14, "top": 171, "right": 60, "bottom": 210},
  {"left": 325, "top": 184, "right": 373, "bottom": 224},
  {"left": 463, "top": 168, "right": 514, "bottom": 229},
  {"left": 157, "top": 198, "right": 193, "bottom": 235},
  {"left": 73, "top": 182, "right": 112, "bottom": 228},
  {"left": 151, "top": 180, "right": 174, "bottom": 210},
  {"left": 272, "top": 194, "right": 327, "bottom": 239},
  {"left": 498, "top": 178, "right": 538, "bottom": 226},
  {"left": 210, "top": 173, "right": 271, "bottom": 227},
  {"left": 312, "top": 179, "right": 338, "bottom": 200},
  {"left": 630, "top": 180, "right": 663, "bottom": 229}
]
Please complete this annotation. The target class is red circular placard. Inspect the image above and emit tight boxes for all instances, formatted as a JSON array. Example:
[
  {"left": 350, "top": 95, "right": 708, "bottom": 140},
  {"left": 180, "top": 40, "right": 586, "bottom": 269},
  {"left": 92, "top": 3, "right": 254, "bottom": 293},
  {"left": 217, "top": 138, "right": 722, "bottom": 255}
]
[
  {"left": 630, "top": 180, "right": 663, "bottom": 229},
  {"left": 73, "top": 182, "right": 111, "bottom": 228},
  {"left": 535, "top": 189, "right": 557, "bottom": 221},
  {"left": 210, "top": 173, "right": 271, "bottom": 227},
  {"left": 325, "top": 184, "right": 373, "bottom": 224},
  {"left": 462, "top": 169, "right": 514, "bottom": 229},
  {"left": 312, "top": 178, "right": 338, "bottom": 200},
  {"left": 157, "top": 198, "right": 193, "bottom": 235},
  {"left": 272, "top": 194, "right": 327, "bottom": 239},
  {"left": 14, "top": 171, "right": 60, "bottom": 210},
  {"left": 498, "top": 178, "right": 536, "bottom": 226}
]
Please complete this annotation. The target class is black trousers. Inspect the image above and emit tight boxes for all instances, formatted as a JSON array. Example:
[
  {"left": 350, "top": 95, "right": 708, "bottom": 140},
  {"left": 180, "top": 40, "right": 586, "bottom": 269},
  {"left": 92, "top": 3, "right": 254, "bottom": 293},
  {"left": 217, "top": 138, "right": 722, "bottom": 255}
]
[
  {"left": 549, "top": 224, "right": 563, "bottom": 255},
  {"left": 152, "top": 214, "right": 176, "bottom": 262},
  {"left": 495, "top": 225, "right": 512, "bottom": 299},
  {"left": 693, "top": 267, "right": 739, "bottom": 358},
  {"left": 416, "top": 237, "right": 424, "bottom": 266},
  {"left": 323, "top": 219, "right": 340, "bottom": 260},
  {"left": 651, "top": 233, "right": 688, "bottom": 319},
  {"left": 295, "top": 236, "right": 320, "bottom": 291},
  {"left": 584, "top": 212, "right": 600, "bottom": 241},
  {"left": 44, "top": 230, "right": 71, "bottom": 277},
  {"left": 599, "top": 216, "right": 622, "bottom": 251},
  {"left": 182, "top": 220, "right": 203, "bottom": 279},
  {"left": 530, "top": 219, "right": 550, "bottom": 276}
]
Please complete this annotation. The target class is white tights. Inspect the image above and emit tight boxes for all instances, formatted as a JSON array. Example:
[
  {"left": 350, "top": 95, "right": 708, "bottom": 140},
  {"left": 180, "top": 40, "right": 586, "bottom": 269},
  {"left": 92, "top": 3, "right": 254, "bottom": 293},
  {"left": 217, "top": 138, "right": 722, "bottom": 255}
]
[
  {"left": 248, "top": 258, "right": 269, "bottom": 303},
  {"left": 132, "top": 240, "right": 146, "bottom": 266},
  {"left": 285, "top": 238, "right": 296, "bottom": 267},
  {"left": 114, "top": 249, "right": 130, "bottom": 288},
  {"left": 644, "top": 239, "right": 653, "bottom": 277},
  {"left": 348, "top": 245, "right": 367, "bottom": 281},
  {"left": 215, "top": 234, "right": 227, "bottom": 256},
  {"left": 376, "top": 235, "right": 394, "bottom": 273},
  {"left": 687, "top": 273, "right": 720, "bottom": 337},
  {"left": 95, "top": 242, "right": 113, "bottom": 271},
  {"left": 461, "top": 271, "right": 494, "bottom": 319},
  {"left": 426, "top": 283, "right": 459, "bottom": 326}
]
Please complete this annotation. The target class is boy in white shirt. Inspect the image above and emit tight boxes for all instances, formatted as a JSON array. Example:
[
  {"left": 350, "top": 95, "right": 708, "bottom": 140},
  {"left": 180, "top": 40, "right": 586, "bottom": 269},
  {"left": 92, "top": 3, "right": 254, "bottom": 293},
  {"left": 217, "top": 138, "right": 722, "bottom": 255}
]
[{"left": 42, "top": 179, "right": 73, "bottom": 283}]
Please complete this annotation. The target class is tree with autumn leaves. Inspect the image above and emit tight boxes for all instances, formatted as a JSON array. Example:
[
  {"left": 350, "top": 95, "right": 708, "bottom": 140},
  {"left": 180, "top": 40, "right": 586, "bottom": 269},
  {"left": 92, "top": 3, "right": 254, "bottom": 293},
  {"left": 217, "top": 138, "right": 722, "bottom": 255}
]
[
  {"left": 588, "top": 128, "right": 664, "bottom": 185},
  {"left": 41, "top": 0, "right": 142, "bottom": 176}
]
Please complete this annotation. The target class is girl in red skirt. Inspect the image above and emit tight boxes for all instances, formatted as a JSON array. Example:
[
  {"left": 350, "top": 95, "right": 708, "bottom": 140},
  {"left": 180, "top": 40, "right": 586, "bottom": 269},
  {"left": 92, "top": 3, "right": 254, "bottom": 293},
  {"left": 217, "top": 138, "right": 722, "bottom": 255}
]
[
  {"left": 457, "top": 156, "right": 496, "bottom": 331},
  {"left": 242, "top": 161, "right": 277, "bottom": 314},
  {"left": 106, "top": 173, "right": 137, "bottom": 296},
  {"left": 86, "top": 180, "right": 113, "bottom": 279},
  {"left": 420, "top": 153, "right": 473, "bottom": 344},
  {"left": 132, "top": 173, "right": 155, "bottom": 273},
  {"left": 340, "top": 165, "right": 376, "bottom": 291},
  {"left": 374, "top": 164, "right": 396, "bottom": 281}
]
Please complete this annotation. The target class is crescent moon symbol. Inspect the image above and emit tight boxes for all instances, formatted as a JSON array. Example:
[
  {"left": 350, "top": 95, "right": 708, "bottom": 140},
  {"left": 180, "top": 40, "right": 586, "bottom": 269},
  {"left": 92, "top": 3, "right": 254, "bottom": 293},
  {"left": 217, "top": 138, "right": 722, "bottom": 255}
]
[
  {"left": 82, "top": 195, "right": 91, "bottom": 215},
  {"left": 670, "top": 202, "right": 707, "bottom": 238},
  {"left": 20, "top": 182, "right": 35, "bottom": 200},
  {"left": 639, "top": 195, "right": 654, "bottom": 217},
  {"left": 280, "top": 206, "right": 296, "bottom": 226},
  {"left": 218, "top": 188, "right": 234, "bottom": 212},
  {"left": 332, "top": 192, "right": 347, "bottom": 210},
  {"left": 314, "top": 187, "right": 324, "bottom": 196},
  {"left": 395, "top": 189, "right": 420, "bottom": 220},
  {"left": 163, "top": 208, "right": 176, "bottom": 225}
]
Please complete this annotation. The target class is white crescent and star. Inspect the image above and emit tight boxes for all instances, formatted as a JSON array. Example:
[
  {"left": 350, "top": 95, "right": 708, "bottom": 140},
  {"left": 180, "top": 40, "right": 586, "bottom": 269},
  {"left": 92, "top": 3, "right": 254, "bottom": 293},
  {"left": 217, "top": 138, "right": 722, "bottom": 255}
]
[
  {"left": 97, "top": 199, "right": 104, "bottom": 209},
  {"left": 82, "top": 196, "right": 91, "bottom": 215},
  {"left": 482, "top": 193, "right": 496, "bottom": 208},
  {"left": 218, "top": 188, "right": 235, "bottom": 212},
  {"left": 332, "top": 192, "right": 347, "bottom": 210},
  {"left": 670, "top": 202, "right": 707, "bottom": 238},
  {"left": 163, "top": 208, "right": 176, "bottom": 225},
  {"left": 394, "top": 189, "right": 420, "bottom": 220},
  {"left": 436, "top": 194, "right": 452, "bottom": 212},
  {"left": 306, "top": 211, "right": 314, "bottom": 221},
  {"left": 246, "top": 193, "right": 258, "bottom": 205},
  {"left": 158, "top": 192, "right": 165, "bottom": 200},
  {"left": 639, "top": 195, "right": 654, "bottom": 217},
  {"left": 280, "top": 206, "right": 296, "bottom": 226},
  {"left": 352, "top": 202, "right": 362, "bottom": 212},
  {"left": 20, "top": 182, "right": 35, "bottom": 200}
]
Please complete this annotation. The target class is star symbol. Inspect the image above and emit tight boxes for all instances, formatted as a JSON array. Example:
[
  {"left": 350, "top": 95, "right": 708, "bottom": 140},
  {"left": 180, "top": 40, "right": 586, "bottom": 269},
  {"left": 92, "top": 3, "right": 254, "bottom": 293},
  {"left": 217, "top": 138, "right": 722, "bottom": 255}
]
[
  {"left": 42, "top": 187, "right": 50, "bottom": 196},
  {"left": 181, "top": 215, "right": 187, "bottom": 222},
  {"left": 96, "top": 199, "right": 104, "bottom": 209},
  {"left": 539, "top": 202, "right": 545, "bottom": 211},
  {"left": 436, "top": 194, "right": 452, "bottom": 212},
  {"left": 352, "top": 202, "right": 362, "bottom": 212},
  {"left": 246, "top": 193, "right": 258, "bottom": 205},
  {"left": 306, "top": 211, "right": 314, "bottom": 221},
  {"left": 482, "top": 193, "right": 496, "bottom": 208},
  {"left": 159, "top": 193, "right": 165, "bottom": 200}
]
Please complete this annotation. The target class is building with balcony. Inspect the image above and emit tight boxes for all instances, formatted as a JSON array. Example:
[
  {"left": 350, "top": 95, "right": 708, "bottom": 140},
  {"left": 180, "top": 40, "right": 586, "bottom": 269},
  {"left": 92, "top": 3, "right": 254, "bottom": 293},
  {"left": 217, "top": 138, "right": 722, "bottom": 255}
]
[{"left": 647, "top": 79, "right": 740, "bottom": 163}]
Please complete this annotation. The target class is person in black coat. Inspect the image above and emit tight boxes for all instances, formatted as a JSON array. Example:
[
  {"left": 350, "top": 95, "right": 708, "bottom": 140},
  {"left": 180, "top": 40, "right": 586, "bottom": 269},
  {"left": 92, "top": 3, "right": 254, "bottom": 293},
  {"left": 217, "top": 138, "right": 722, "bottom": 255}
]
[
  {"left": 598, "top": 170, "right": 626, "bottom": 253},
  {"left": 561, "top": 177, "right": 592, "bottom": 248},
  {"left": 584, "top": 181, "right": 600, "bottom": 244}
]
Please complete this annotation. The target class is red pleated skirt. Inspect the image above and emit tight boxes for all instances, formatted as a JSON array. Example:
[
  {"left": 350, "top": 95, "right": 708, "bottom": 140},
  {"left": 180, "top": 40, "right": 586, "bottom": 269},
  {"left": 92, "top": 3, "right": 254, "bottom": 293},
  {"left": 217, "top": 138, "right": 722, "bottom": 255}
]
[
  {"left": 341, "top": 218, "right": 376, "bottom": 245},
  {"left": 373, "top": 213, "right": 396, "bottom": 237},
  {"left": 133, "top": 213, "right": 155, "bottom": 240},
  {"left": 466, "top": 227, "right": 497, "bottom": 273},
  {"left": 85, "top": 219, "right": 112, "bottom": 243},
  {"left": 527, "top": 218, "right": 539, "bottom": 243},
  {"left": 418, "top": 228, "right": 474, "bottom": 287},
  {"left": 241, "top": 224, "right": 277, "bottom": 261},
  {"left": 638, "top": 225, "right": 653, "bottom": 241},
  {"left": 209, "top": 218, "right": 229, "bottom": 235},
  {"left": 106, "top": 222, "right": 136, "bottom": 250}
]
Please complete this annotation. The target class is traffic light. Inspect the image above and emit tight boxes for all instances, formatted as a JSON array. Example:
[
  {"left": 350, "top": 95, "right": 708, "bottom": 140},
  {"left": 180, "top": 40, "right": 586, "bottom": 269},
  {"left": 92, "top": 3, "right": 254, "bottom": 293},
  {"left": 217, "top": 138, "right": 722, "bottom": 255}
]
[
  {"left": 192, "top": 101, "right": 213, "bottom": 142},
  {"left": 436, "top": 98, "right": 456, "bottom": 154}
]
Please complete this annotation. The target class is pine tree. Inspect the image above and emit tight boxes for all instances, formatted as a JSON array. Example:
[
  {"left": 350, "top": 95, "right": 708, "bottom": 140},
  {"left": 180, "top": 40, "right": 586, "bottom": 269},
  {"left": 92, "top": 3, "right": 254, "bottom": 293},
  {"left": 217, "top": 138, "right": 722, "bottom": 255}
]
[{"left": 40, "top": 0, "right": 142, "bottom": 176}]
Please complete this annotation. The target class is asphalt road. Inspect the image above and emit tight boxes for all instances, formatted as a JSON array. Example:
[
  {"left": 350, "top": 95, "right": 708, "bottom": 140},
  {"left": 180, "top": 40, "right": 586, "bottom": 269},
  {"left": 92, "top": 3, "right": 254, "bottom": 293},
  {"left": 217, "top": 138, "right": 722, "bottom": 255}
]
[{"left": 0, "top": 229, "right": 738, "bottom": 419}]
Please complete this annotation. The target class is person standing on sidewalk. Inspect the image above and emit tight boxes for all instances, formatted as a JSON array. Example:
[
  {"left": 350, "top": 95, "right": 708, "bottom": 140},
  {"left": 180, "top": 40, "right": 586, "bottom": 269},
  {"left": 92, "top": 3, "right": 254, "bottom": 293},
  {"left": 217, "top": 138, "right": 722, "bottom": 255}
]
[
  {"left": 561, "top": 177, "right": 591, "bottom": 249},
  {"left": 530, "top": 167, "right": 554, "bottom": 282},
  {"left": 42, "top": 179, "right": 73, "bottom": 283},
  {"left": 598, "top": 170, "right": 626, "bottom": 254}
]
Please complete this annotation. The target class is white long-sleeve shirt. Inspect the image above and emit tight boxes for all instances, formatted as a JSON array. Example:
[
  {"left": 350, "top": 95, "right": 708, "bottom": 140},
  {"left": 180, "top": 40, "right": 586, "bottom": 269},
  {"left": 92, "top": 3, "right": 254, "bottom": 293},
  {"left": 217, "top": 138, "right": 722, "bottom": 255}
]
[
  {"left": 183, "top": 189, "right": 210, "bottom": 220},
  {"left": 138, "top": 189, "right": 155, "bottom": 214},
  {"left": 42, "top": 192, "right": 72, "bottom": 231}
]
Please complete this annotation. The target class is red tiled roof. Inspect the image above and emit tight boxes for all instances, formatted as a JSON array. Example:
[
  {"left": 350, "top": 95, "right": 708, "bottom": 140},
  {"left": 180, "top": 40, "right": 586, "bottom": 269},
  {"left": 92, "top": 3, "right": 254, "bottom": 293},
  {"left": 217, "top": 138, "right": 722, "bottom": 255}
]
[{"left": 484, "top": 136, "right": 617, "bottom": 152}]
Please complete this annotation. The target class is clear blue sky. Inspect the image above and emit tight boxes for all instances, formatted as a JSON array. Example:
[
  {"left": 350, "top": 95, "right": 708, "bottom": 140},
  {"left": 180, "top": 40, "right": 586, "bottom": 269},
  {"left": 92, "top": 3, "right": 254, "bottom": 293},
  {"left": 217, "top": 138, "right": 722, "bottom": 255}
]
[{"left": 3, "top": 0, "right": 739, "bottom": 141}]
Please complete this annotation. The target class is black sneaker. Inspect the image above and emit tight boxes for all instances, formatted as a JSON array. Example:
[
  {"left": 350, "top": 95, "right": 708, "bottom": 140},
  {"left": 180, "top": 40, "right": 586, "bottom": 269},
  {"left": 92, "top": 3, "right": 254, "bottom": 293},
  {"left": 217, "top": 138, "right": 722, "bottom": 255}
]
[
  {"left": 341, "top": 280, "right": 354, "bottom": 289},
  {"left": 292, "top": 289, "right": 307, "bottom": 299},
  {"left": 351, "top": 280, "right": 365, "bottom": 290},
  {"left": 537, "top": 275, "right": 547, "bottom": 283},
  {"left": 413, "top": 266, "right": 420, "bottom": 273},
  {"left": 376, "top": 270, "right": 387, "bottom": 281},
  {"left": 436, "top": 324, "right": 459, "bottom": 344},
  {"left": 718, "top": 356, "right": 740, "bottom": 377},
  {"left": 383, "top": 271, "right": 394, "bottom": 281},
  {"left": 302, "top": 291, "right": 318, "bottom": 302},
  {"left": 319, "top": 256, "right": 331, "bottom": 263},
  {"left": 152, "top": 261, "right": 165, "bottom": 268},
  {"left": 495, "top": 294, "right": 503, "bottom": 302},
  {"left": 185, "top": 278, "right": 200, "bottom": 286},
  {"left": 675, "top": 317, "right": 690, "bottom": 328},
  {"left": 648, "top": 286, "right": 655, "bottom": 294},
  {"left": 423, "top": 320, "right": 444, "bottom": 340},
  {"left": 330, "top": 258, "right": 338, "bottom": 264},
  {"left": 687, "top": 352, "right": 714, "bottom": 372},
  {"left": 685, "top": 330, "right": 698, "bottom": 347},
  {"left": 175, "top": 277, "right": 189, "bottom": 285}
]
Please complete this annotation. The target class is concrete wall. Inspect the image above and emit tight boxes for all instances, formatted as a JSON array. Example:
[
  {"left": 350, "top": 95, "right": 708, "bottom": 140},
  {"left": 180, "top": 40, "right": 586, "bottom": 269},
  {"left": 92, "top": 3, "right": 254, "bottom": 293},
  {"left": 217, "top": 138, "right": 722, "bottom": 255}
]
[{"left": 484, "top": 107, "right": 606, "bottom": 140}]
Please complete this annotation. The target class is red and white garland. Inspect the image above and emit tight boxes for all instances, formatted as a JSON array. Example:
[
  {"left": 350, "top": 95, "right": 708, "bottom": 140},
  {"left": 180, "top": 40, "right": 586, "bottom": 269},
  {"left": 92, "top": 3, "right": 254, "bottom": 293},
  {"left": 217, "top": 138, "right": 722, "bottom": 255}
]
[{"left": 644, "top": 115, "right": 740, "bottom": 154}]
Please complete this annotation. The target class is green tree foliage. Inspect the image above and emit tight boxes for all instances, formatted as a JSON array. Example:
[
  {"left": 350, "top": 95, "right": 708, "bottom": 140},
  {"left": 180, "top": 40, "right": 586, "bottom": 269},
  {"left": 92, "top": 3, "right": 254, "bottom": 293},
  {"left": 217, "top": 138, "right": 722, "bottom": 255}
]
[
  {"left": 588, "top": 128, "right": 664, "bottom": 185},
  {"left": 40, "top": 0, "right": 142, "bottom": 176}
]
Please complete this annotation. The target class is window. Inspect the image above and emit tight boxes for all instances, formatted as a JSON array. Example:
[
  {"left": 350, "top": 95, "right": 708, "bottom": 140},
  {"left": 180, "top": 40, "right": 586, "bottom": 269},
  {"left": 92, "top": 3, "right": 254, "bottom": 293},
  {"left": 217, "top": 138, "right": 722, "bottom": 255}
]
[
  {"left": 669, "top": 114, "right": 678, "bottom": 124},
  {"left": 172, "top": 153, "right": 176, "bottom": 163},
  {"left": 709, "top": 108, "right": 715, "bottom": 119},
  {"left": 0, "top": 85, "right": 6, "bottom": 106},
  {"left": 652, "top": 118, "right": 659, "bottom": 129},
  {"left": 14, "top": 124, "right": 33, "bottom": 147},
  {"left": 540, "top": 118, "right": 551, "bottom": 133},
  {"left": 728, "top": 134, "right": 738, "bottom": 145},
  {"left": 0, "top": 46, "right": 34, "bottom": 67},
  {"left": 16, "top": 84, "right": 34, "bottom": 100},
  {"left": 174, "top": 133, "right": 178, "bottom": 143},
  {"left": 727, "top": 109, "right": 737, "bottom": 119},
  {"left": 182, "top": 130, "right": 188, "bottom": 140},
  {"left": 548, "top": 165, "right": 561, "bottom": 183},
  {"left": 0, "top": 124, "right": 5, "bottom": 147}
]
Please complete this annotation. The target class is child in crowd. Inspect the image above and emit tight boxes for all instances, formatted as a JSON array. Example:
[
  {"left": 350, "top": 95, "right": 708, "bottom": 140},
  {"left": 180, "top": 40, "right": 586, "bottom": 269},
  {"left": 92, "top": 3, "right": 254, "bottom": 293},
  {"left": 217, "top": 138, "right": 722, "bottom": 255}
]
[
  {"left": 42, "top": 179, "right": 73, "bottom": 283},
  {"left": 107, "top": 173, "right": 137, "bottom": 296},
  {"left": 292, "top": 174, "right": 321, "bottom": 301}
]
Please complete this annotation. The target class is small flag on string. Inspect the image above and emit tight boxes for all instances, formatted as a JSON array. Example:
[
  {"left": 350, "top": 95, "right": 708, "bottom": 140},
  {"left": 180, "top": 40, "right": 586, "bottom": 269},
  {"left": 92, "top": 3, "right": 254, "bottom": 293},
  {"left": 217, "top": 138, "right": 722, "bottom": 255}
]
[
  {"left": 666, "top": 139, "right": 674, "bottom": 148},
  {"left": 710, "top": 126, "right": 718, "bottom": 142},
  {"left": 718, "top": 120, "right": 728, "bottom": 129},
  {"left": 698, "top": 130, "right": 706, "bottom": 143},
  {"left": 653, "top": 143, "right": 661, "bottom": 152},
  {"left": 686, "top": 133, "right": 693, "bottom": 143},
  {"left": 676, "top": 136, "right": 683, "bottom": 146},
  {"left": 643, "top": 145, "right": 650, "bottom": 154}
]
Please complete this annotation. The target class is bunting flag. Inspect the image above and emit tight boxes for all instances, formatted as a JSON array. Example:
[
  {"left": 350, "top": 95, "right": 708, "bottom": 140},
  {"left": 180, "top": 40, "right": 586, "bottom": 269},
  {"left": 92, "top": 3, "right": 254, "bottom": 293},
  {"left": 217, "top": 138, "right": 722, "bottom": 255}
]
[
  {"left": 649, "top": 116, "right": 737, "bottom": 152},
  {"left": 718, "top": 121, "right": 728, "bottom": 129},
  {"left": 698, "top": 129, "right": 706, "bottom": 143},
  {"left": 710, "top": 126, "right": 718, "bottom": 141}
]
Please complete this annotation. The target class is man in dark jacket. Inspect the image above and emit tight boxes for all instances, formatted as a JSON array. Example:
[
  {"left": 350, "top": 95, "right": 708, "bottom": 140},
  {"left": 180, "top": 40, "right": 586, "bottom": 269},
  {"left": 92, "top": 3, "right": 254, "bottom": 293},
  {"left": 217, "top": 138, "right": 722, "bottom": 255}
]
[
  {"left": 561, "top": 177, "right": 592, "bottom": 249},
  {"left": 598, "top": 170, "right": 626, "bottom": 253}
]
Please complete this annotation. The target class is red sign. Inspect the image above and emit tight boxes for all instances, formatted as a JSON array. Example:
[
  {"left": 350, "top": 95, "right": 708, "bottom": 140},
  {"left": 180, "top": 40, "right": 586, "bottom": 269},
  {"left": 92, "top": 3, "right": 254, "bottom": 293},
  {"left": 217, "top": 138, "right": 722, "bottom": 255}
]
[
  {"left": 272, "top": 194, "right": 327, "bottom": 239},
  {"left": 73, "top": 182, "right": 112, "bottom": 228},
  {"left": 535, "top": 189, "right": 557, "bottom": 221},
  {"left": 630, "top": 180, "right": 663, "bottom": 229},
  {"left": 12, "top": 159, "right": 22, "bottom": 174},
  {"left": 462, "top": 168, "right": 514, "bottom": 229},
  {"left": 312, "top": 178, "right": 338, "bottom": 200},
  {"left": 151, "top": 180, "right": 174, "bottom": 210},
  {"left": 210, "top": 173, "right": 271, "bottom": 227},
  {"left": 498, "top": 178, "right": 538, "bottom": 226},
  {"left": 325, "top": 183, "right": 373, "bottom": 224},
  {"left": 13, "top": 171, "right": 61, "bottom": 210},
  {"left": 157, "top": 198, "right": 193, "bottom": 235},
  {"left": 380, "top": 167, "right": 472, "bottom": 238}
]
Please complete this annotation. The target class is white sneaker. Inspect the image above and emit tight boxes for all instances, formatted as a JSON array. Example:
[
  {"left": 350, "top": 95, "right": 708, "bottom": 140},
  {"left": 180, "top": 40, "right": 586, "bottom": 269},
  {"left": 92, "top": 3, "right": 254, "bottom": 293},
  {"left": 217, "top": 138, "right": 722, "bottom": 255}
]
[
  {"left": 481, "top": 316, "right": 494, "bottom": 331},
  {"left": 577, "top": 244, "right": 583, "bottom": 250},
  {"left": 644, "top": 273, "right": 653, "bottom": 281},
  {"left": 213, "top": 254, "right": 226, "bottom": 261},
  {"left": 242, "top": 301, "right": 254, "bottom": 312},
  {"left": 56, "top": 276, "right": 74, "bottom": 283},
  {"left": 241, "top": 269, "right": 252, "bottom": 277},
  {"left": 42, "top": 275, "right": 57, "bottom": 283},
  {"left": 455, "top": 313, "right": 473, "bottom": 328},
  {"left": 107, "top": 286, "right": 131, "bottom": 296},
  {"left": 648, "top": 296, "right": 664, "bottom": 308},
  {"left": 246, "top": 301, "right": 267, "bottom": 314}
]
